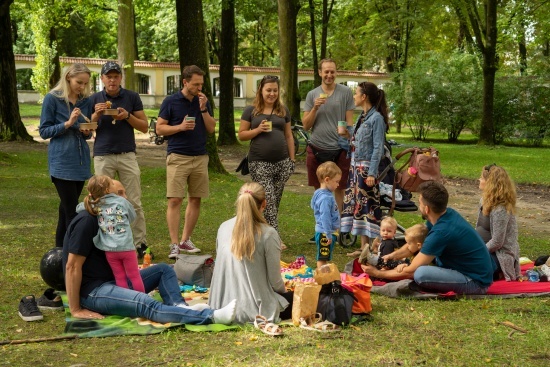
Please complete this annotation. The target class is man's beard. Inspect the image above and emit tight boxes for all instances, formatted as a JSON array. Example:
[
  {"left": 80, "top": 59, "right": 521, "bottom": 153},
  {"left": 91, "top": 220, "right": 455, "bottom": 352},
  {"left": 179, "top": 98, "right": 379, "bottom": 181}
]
[{"left": 421, "top": 212, "right": 428, "bottom": 221}]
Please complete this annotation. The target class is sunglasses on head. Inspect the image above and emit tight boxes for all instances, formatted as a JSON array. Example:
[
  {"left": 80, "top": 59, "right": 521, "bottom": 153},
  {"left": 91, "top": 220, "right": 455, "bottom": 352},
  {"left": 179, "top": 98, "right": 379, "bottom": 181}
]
[
  {"left": 262, "top": 75, "right": 279, "bottom": 82},
  {"left": 484, "top": 163, "right": 497, "bottom": 172}
]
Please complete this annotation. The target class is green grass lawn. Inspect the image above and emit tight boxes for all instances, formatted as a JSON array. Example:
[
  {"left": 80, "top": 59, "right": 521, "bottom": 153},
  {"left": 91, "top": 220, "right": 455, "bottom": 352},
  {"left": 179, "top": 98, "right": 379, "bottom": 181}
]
[{"left": 3, "top": 105, "right": 550, "bottom": 366}]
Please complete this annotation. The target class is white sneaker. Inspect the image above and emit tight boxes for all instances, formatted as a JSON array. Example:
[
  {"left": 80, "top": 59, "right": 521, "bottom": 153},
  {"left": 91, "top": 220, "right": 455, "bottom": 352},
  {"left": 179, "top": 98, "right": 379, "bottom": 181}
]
[
  {"left": 168, "top": 243, "right": 180, "bottom": 259},
  {"left": 179, "top": 239, "right": 201, "bottom": 253}
]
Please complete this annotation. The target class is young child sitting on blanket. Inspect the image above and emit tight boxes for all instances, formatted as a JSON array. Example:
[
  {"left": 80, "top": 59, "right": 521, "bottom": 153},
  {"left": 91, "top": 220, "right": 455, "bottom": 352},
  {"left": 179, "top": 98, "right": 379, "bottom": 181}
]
[{"left": 360, "top": 222, "right": 428, "bottom": 270}]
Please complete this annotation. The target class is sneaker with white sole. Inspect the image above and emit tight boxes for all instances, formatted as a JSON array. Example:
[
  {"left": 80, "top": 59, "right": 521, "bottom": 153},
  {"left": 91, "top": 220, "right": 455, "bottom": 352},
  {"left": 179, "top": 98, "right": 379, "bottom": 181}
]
[
  {"left": 36, "top": 288, "right": 63, "bottom": 310},
  {"left": 179, "top": 239, "right": 201, "bottom": 253},
  {"left": 18, "top": 295, "right": 44, "bottom": 322},
  {"left": 168, "top": 243, "right": 180, "bottom": 259}
]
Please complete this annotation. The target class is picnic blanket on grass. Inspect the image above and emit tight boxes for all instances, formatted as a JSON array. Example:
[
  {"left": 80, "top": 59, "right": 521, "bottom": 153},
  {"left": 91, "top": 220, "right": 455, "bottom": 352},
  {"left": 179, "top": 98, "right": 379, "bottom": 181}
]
[
  {"left": 61, "top": 294, "right": 238, "bottom": 338},
  {"left": 371, "top": 263, "right": 550, "bottom": 299}
]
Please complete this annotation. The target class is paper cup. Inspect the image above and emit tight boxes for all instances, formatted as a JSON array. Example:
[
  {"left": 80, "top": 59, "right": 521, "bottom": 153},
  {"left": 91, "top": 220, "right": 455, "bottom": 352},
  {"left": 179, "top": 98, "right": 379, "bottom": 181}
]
[
  {"left": 337, "top": 121, "right": 347, "bottom": 134},
  {"left": 264, "top": 121, "right": 272, "bottom": 132}
]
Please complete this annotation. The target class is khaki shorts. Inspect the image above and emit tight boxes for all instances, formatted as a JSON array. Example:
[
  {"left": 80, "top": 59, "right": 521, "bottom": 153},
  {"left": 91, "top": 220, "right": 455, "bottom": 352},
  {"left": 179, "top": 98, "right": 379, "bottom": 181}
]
[{"left": 166, "top": 153, "right": 209, "bottom": 198}]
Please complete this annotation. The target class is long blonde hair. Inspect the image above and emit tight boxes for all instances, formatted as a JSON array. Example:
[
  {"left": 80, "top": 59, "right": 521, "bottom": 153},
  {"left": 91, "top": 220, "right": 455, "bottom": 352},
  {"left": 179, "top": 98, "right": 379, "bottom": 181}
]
[
  {"left": 231, "top": 182, "right": 267, "bottom": 261},
  {"left": 482, "top": 165, "right": 516, "bottom": 215},
  {"left": 83, "top": 175, "right": 113, "bottom": 216},
  {"left": 50, "top": 63, "right": 92, "bottom": 104},
  {"left": 252, "top": 75, "right": 286, "bottom": 117}
]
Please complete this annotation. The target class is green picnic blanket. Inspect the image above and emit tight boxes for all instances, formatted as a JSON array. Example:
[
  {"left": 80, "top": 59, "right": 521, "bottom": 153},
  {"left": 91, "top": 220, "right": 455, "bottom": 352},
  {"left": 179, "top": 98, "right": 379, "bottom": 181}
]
[{"left": 61, "top": 294, "right": 238, "bottom": 338}]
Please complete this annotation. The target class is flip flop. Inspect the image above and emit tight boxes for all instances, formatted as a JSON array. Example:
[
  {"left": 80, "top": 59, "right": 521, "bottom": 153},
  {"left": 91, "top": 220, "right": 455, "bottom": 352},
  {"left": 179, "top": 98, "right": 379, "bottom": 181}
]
[
  {"left": 300, "top": 316, "right": 340, "bottom": 332},
  {"left": 254, "top": 315, "right": 284, "bottom": 336}
]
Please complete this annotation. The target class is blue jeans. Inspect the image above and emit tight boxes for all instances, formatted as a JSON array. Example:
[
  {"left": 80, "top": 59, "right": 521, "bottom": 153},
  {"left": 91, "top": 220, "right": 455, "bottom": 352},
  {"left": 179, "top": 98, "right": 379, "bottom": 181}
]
[
  {"left": 80, "top": 263, "right": 214, "bottom": 324},
  {"left": 414, "top": 266, "right": 489, "bottom": 295}
]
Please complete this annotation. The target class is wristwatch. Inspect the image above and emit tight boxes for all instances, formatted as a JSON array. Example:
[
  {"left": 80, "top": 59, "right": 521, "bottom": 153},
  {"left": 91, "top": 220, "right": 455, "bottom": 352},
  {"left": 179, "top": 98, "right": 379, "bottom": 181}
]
[
  {"left": 201, "top": 109, "right": 208, "bottom": 113},
  {"left": 126, "top": 111, "right": 131, "bottom": 120}
]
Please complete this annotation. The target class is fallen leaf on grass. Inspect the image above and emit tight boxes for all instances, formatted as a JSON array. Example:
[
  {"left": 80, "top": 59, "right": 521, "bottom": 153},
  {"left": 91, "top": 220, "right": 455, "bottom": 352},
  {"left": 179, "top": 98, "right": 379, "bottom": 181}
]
[
  {"left": 235, "top": 341, "right": 243, "bottom": 345},
  {"left": 70, "top": 353, "right": 78, "bottom": 357},
  {"left": 16, "top": 329, "right": 22, "bottom": 333},
  {"left": 249, "top": 335, "right": 258, "bottom": 341}
]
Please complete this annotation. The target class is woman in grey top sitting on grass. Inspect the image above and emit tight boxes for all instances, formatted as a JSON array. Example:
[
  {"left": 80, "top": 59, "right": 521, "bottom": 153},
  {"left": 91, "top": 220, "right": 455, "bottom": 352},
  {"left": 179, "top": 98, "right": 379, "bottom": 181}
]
[
  {"left": 209, "top": 182, "right": 292, "bottom": 324},
  {"left": 476, "top": 164, "right": 521, "bottom": 281}
]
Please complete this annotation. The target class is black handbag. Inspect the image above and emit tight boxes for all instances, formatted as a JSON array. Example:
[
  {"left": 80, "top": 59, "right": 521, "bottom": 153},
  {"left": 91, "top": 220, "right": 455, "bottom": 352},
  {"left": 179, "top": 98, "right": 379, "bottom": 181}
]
[
  {"left": 236, "top": 156, "right": 249, "bottom": 175},
  {"left": 316, "top": 280, "right": 356, "bottom": 326}
]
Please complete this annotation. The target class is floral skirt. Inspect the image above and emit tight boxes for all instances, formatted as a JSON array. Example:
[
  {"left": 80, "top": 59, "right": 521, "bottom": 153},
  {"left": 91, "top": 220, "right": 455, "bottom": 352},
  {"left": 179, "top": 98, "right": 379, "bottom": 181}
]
[{"left": 340, "top": 161, "right": 381, "bottom": 238}]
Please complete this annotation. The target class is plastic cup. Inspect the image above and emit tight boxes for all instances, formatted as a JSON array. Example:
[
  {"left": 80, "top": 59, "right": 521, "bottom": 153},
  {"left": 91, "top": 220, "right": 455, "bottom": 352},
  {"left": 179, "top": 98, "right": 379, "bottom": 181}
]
[
  {"left": 264, "top": 120, "right": 272, "bottom": 132},
  {"left": 338, "top": 121, "right": 347, "bottom": 134},
  {"left": 185, "top": 116, "right": 196, "bottom": 129}
]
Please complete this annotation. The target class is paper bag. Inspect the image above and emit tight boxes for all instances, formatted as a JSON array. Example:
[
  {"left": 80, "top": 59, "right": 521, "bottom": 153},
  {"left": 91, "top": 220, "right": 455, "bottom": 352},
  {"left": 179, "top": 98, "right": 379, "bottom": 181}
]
[
  {"left": 313, "top": 263, "right": 341, "bottom": 285},
  {"left": 292, "top": 282, "right": 322, "bottom": 326}
]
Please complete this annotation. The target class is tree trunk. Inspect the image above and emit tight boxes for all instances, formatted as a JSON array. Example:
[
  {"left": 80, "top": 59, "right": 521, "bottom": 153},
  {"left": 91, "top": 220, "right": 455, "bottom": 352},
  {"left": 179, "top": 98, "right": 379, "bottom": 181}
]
[
  {"left": 308, "top": 0, "right": 320, "bottom": 87},
  {"left": 217, "top": 0, "right": 238, "bottom": 146},
  {"left": 479, "top": 0, "right": 498, "bottom": 144},
  {"left": 278, "top": 0, "right": 301, "bottom": 119},
  {"left": 118, "top": 0, "right": 136, "bottom": 91},
  {"left": 48, "top": 26, "right": 60, "bottom": 89},
  {"left": 175, "top": 0, "right": 226, "bottom": 173},
  {"left": 0, "top": 0, "right": 33, "bottom": 142}
]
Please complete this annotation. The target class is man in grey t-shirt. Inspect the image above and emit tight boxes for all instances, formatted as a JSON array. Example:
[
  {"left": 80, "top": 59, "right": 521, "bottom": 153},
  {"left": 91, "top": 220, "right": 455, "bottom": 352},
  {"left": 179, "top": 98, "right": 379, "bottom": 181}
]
[{"left": 303, "top": 58, "right": 355, "bottom": 212}]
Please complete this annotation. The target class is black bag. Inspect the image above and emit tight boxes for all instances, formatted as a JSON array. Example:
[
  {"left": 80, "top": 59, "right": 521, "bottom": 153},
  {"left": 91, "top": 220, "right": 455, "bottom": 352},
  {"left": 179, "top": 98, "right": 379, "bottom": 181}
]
[
  {"left": 309, "top": 144, "right": 342, "bottom": 164},
  {"left": 173, "top": 254, "right": 215, "bottom": 287},
  {"left": 316, "top": 281, "right": 356, "bottom": 326},
  {"left": 235, "top": 156, "right": 249, "bottom": 175}
]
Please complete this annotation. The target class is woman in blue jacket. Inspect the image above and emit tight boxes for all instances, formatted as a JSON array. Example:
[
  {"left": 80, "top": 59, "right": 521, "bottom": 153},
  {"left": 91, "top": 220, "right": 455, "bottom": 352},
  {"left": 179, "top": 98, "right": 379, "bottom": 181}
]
[
  {"left": 341, "top": 82, "right": 389, "bottom": 255},
  {"left": 39, "top": 63, "right": 93, "bottom": 247}
]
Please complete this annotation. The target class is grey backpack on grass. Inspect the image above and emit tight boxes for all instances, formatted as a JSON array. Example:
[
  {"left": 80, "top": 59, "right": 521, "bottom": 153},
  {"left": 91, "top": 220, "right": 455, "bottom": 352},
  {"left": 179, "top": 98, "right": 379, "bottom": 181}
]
[{"left": 174, "top": 254, "right": 214, "bottom": 287}]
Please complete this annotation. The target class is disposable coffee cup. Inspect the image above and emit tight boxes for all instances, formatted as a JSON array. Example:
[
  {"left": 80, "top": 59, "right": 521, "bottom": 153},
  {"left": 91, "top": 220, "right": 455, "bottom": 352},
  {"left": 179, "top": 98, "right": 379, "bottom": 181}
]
[
  {"left": 185, "top": 116, "right": 196, "bottom": 129},
  {"left": 338, "top": 121, "right": 347, "bottom": 134},
  {"left": 319, "top": 93, "right": 328, "bottom": 99},
  {"left": 264, "top": 120, "right": 272, "bottom": 132}
]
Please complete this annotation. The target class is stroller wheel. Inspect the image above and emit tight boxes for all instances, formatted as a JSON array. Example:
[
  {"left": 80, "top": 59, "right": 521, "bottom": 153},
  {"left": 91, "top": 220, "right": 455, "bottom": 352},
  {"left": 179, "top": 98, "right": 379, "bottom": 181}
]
[{"left": 339, "top": 232, "right": 357, "bottom": 248}]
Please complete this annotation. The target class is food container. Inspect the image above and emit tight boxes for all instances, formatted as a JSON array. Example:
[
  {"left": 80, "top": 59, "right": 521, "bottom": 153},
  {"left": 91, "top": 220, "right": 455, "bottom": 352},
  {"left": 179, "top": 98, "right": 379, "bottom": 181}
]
[
  {"left": 79, "top": 122, "right": 98, "bottom": 130},
  {"left": 104, "top": 109, "right": 119, "bottom": 116}
]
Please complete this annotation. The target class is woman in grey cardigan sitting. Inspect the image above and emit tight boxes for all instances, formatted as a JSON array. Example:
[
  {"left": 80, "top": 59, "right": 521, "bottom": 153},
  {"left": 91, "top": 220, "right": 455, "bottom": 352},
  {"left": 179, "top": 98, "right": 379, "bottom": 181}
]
[
  {"left": 209, "top": 182, "right": 292, "bottom": 324},
  {"left": 476, "top": 164, "right": 521, "bottom": 281}
]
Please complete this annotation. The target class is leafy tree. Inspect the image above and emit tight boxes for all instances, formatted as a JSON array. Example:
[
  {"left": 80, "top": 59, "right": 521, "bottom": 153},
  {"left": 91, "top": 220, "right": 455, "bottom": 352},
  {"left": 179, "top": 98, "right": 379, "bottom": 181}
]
[
  {"left": 452, "top": 0, "right": 499, "bottom": 144},
  {"left": 175, "top": 0, "right": 226, "bottom": 173},
  {"left": 0, "top": 0, "right": 32, "bottom": 141}
]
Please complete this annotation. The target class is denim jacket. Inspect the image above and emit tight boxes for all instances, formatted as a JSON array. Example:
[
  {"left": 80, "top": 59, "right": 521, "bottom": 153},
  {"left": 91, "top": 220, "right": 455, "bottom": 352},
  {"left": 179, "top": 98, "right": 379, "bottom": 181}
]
[
  {"left": 39, "top": 92, "right": 93, "bottom": 181},
  {"left": 350, "top": 107, "right": 385, "bottom": 177}
]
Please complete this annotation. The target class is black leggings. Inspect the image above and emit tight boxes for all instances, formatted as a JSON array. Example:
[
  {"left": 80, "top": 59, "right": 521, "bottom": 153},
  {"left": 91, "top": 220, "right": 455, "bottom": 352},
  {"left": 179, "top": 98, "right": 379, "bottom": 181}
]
[
  {"left": 52, "top": 177, "right": 85, "bottom": 247},
  {"left": 279, "top": 291, "right": 294, "bottom": 321}
]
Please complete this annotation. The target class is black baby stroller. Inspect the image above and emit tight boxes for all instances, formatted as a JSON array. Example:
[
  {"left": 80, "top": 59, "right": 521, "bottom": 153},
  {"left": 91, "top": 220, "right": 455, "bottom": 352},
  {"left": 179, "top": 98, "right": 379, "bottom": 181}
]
[{"left": 338, "top": 141, "right": 421, "bottom": 248}]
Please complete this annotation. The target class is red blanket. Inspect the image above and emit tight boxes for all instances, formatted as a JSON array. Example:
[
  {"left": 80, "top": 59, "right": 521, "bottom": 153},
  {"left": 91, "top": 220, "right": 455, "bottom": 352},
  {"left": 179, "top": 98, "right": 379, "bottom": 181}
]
[{"left": 368, "top": 262, "right": 550, "bottom": 298}]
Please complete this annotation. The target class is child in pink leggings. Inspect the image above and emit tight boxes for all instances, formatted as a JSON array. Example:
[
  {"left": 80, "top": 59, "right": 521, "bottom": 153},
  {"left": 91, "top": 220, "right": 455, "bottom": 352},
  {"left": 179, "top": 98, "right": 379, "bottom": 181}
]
[{"left": 81, "top": 175, "right": 145, "bottom": 292}]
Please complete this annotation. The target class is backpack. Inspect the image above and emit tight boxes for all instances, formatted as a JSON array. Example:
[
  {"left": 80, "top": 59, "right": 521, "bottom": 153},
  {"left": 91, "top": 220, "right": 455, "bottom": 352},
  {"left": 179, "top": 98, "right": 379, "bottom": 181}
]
[
  {"left": 395, "top": 147, "right": 441, "bottom": 192},
  {"left": 316, "top": 281, "right": 356, "bottom": 326}
]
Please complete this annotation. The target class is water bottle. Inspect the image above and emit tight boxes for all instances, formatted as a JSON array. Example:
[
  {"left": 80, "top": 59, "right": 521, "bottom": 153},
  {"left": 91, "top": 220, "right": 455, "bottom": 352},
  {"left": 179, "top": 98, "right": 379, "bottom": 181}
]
[{"left": 526, "top": 269, "right": 540, "bottom": 282}]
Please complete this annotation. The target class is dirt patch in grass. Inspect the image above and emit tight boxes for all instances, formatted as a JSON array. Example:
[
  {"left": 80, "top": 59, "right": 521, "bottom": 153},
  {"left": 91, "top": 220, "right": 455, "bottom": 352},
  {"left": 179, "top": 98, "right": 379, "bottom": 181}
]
[{"left": 4, "top": 135, "right": 550, "bottom": 240}]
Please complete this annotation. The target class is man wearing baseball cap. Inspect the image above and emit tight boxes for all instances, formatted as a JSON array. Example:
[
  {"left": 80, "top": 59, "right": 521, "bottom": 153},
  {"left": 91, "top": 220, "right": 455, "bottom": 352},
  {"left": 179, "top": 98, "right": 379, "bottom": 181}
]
[{"left": 90, "top": 61, "right": 152, "bottom": 259}]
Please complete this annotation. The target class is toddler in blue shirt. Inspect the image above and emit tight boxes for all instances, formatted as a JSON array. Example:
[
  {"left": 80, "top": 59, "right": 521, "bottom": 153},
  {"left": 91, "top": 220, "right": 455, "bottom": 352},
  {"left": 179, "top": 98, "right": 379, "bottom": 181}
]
[{"left": 311, "top": 162, "right": 342, "bottom": 269}]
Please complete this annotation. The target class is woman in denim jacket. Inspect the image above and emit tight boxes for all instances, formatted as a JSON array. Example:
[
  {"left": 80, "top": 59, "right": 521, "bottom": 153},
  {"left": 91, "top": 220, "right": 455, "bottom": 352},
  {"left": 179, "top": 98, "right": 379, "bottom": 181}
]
[
  {"left": 39, "top": 63, "right": 94, "bottom": 247},
  {"left": 341, "top": 82, "right": 389, "bottom": 256}
]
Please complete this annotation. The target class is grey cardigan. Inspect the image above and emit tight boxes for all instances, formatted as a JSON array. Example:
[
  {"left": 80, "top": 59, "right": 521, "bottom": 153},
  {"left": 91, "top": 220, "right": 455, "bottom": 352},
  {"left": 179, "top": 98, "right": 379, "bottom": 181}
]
[{"left": 476, "top": 202, "right": 521, "bottom": 281}]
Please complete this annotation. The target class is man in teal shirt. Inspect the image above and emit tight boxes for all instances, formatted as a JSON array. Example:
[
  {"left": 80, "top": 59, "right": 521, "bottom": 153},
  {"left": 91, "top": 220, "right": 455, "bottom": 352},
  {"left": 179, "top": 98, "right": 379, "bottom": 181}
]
[{"left": 363, "top": 181, "right": 495, "bottom": 294}]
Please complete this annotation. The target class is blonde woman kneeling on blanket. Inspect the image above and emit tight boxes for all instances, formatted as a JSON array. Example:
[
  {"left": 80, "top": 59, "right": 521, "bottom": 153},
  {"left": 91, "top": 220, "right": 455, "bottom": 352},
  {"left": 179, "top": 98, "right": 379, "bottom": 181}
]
[
  {"left": 209, "top": 182, "right": 292, "bottom": 324},
  {"left": 476, "top": 164, "right": 521, "bottom": 281}
]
